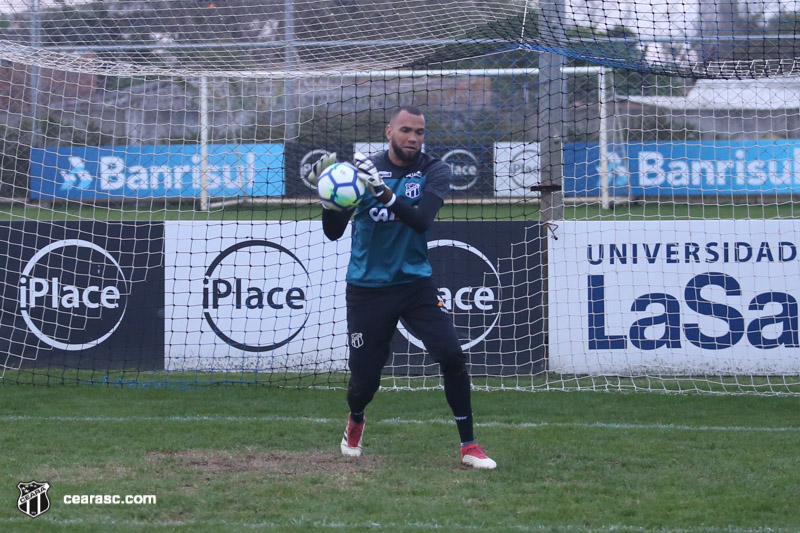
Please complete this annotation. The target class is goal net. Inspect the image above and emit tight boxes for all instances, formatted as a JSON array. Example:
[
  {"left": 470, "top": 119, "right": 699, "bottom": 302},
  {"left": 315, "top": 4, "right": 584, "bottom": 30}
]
[{"left": 2, "top": 0, "right": 800, "bottom": 393}]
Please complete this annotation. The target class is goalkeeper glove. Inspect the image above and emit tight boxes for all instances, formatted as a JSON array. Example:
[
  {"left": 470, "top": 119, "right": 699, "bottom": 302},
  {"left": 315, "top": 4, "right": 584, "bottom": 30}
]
[
  {"left": 306, "top": 152, "right": 337, "bottom": 187},
  {"left": 353, "top": 152, "right": 394, "bottom": 204}
]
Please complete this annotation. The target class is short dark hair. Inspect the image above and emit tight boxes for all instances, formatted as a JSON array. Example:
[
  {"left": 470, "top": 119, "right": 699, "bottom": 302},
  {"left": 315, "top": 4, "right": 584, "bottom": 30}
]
[{"left": 390, "top": 105, "right": 424, "bottom": 122}]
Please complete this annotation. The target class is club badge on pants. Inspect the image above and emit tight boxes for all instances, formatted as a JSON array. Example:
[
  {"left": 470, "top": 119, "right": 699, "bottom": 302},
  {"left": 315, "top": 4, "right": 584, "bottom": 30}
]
[{"left": 350, "top": 332, "right": 364, "bottom": 348}]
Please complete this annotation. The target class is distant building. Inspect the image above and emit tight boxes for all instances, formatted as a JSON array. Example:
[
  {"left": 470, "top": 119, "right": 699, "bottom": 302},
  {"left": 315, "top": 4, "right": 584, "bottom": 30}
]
[
  {"left": 643, "top": 42, "right": 702, "bottom": 70},
  {"left": 0, "top": 58, "right": 97, "bottom": 113},
  {"left": 624, "top": 78, "right": 800, "bottom": 139}
]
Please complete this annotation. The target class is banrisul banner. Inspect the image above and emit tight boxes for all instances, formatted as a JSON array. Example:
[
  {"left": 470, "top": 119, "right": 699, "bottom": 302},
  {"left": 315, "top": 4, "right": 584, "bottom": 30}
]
[
  {"left": 566, "top": 141, "right": 800, "bottom": 197},
  {"left": 0, "top": 222, "right": 164, "bottom": 370},
  {"left": 549, "top": 220, "right": 800, "bottom": 374},
  {"left": 29, "top": 144, "right": 284, "bottom": 200},
  {"left": 391, "top": 221, "right": 545, "bottom": 376}
]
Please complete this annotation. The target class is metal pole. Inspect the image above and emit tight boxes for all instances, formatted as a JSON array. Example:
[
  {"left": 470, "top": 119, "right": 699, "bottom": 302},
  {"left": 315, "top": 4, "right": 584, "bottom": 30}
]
[
  {"left": 537, "top": 0, "right": 567, "bottom": 222},
  {"left": 598, "top": 68, "right": 610, "bottom": 210},
  {"left": 30, "top": 0, "right": 42, "bottom": 148},
  {"left": 284, "top": 0, "right": 298, "bottom": 139},
  {"left": 199, "top": 76, "right": 209, "bottom": 212}
]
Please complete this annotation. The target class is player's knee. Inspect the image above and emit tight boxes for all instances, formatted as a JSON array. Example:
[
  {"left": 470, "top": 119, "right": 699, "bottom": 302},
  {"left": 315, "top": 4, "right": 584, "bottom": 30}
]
[
  {"left": 348, "top": 374, "right": 381, "bottom": 401},
  {"left": 438, "top": 350, "right": 467, "bottom": 376}
]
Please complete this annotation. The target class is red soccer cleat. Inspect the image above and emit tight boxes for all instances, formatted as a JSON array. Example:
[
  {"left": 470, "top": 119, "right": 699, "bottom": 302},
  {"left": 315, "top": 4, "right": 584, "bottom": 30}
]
[
  {"left": 460, "top": 443, "right": 497, "bottom": 469},
  {"left": 340, "top": 414, "right": 365, "bottom": 457}
]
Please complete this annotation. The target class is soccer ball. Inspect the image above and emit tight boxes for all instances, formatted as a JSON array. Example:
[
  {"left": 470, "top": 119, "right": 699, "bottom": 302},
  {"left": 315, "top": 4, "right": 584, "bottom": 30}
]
[{"left": 317, "top": 162, "right": 367, "bottom": 211}]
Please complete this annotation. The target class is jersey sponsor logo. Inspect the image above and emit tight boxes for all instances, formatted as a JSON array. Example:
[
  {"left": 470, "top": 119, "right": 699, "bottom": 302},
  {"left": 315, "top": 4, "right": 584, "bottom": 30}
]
[
  {"left": 202, "top": 240, "right": 311, "bottom": 352},
  {"left": 18, "top": 240, "right": 128, "bottom": 351},
  {"left": 368, "top": 206, "right": 400, "bottom": 222},
  {"left": 405, "top": 182, "right": 421, "bottom": 199},
  {"left": 441, "top": 149, "right": 480, "bottom": 190},
  {"left": 397, "top": 240, "right": 501, "bottom": 350}
]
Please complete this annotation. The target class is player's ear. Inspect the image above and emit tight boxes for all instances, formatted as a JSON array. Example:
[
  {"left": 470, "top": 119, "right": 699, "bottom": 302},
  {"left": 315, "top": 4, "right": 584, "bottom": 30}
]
[{"left": 385, "top": 123, "right": 392, "bottom": 141}]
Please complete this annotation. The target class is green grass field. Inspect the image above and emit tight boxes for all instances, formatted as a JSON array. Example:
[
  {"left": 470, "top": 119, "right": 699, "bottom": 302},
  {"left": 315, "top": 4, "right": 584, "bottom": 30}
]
[
  {"left": 1, "top": 385, "right": 799, "bottom": 532},
  {"left": 3, "top": 198, "right": 799, "bottom": 531}
]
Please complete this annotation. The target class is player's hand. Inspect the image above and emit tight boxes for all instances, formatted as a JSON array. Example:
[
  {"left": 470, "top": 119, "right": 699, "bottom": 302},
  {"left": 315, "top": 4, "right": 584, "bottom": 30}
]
[
  {"left": 353, "top": 152, "right": 387, "bottom": 198},
  {"left": 306, "top": 152, "right": 337, "bottom": 187}
]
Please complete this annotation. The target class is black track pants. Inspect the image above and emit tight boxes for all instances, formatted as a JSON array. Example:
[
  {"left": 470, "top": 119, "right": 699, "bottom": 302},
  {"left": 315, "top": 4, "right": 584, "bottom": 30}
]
[{"left": 345, "top": 277, "right": 472, "bottom": 418}]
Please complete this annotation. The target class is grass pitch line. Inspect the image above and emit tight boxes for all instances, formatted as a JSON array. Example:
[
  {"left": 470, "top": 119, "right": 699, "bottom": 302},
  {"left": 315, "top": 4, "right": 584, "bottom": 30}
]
[{"left": 2, "top": 414, "right": 799, "bottom": 433}]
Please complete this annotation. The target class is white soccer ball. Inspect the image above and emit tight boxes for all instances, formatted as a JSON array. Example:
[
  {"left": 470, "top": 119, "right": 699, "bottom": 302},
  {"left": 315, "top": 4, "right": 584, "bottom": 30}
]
[{"left": 317, "top": 162, "right": 367, "bottom": 211}]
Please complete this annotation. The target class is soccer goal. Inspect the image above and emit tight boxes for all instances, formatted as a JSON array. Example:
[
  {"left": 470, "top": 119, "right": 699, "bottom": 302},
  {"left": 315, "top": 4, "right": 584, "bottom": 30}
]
[{"left": 2, "top": 0, "right": 800, "bottom": 394}]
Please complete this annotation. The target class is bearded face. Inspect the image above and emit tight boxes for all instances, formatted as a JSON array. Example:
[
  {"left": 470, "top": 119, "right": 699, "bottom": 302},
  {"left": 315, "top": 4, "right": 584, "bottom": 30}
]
[
  {"left": 386, "top": 110, "right": 425, "bottom": 165},
  {"left": 390, "top": 135, "right": 421, "bottom": 164}
]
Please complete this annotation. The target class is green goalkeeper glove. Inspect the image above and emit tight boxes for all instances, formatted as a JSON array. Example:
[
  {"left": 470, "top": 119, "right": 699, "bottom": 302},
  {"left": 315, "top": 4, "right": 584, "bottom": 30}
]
[{"left": 305, "top": 152, "right": 337, "bottom": 187}]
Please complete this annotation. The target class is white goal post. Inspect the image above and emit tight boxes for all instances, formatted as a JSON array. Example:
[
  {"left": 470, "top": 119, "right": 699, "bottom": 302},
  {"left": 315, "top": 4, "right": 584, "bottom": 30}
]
[{"left": 191, "top": 66, "right": 615, "bottom": 210}]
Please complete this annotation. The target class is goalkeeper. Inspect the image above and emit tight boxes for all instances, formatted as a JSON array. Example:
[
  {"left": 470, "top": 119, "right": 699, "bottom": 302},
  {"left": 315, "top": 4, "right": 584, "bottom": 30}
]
[{"left": 307, "top": 106, "right": 496, "bottom": 469}]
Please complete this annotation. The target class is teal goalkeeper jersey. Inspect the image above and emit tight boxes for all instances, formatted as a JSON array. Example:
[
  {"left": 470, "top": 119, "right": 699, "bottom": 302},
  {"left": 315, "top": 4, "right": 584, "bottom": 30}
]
[{"left": 346, "top": 151, "right": 451, "bottom": 287}]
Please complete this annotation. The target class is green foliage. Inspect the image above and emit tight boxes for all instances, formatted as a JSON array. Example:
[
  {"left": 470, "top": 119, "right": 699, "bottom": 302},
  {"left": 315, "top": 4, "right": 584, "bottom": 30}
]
[
  {"left": 0, "top": 126, "right": 30, "bottom": 199},
  {"left": 615, "top": 110, "right": 701, "bottom": 142},
  {"left": 695, "top": 9, "right": 800, "bottom": 64},
  {"left": 408, "top": 11, "right": 539, "bottom": 68}
]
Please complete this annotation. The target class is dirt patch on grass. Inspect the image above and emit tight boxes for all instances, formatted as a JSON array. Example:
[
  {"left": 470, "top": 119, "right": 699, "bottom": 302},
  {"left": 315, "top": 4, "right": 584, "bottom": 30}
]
[
  {"left": 147, "top": 447, "right": 381, "bottom": 476},
  {"left": 34, "top": 463, "right": 136, "bottom": 484}
]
